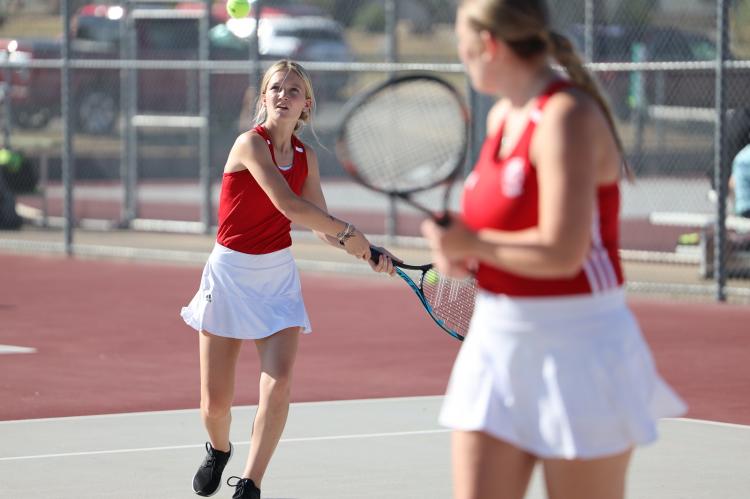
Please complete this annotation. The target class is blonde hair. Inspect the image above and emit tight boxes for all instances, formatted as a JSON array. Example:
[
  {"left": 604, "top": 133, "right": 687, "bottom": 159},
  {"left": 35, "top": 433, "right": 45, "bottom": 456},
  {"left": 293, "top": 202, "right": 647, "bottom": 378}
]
[
  {"left": 253, "top": 60, "right": 316, "bottom": 132},
  {"left": 460, "top": 0, "right": 631, "bottom": 178}
]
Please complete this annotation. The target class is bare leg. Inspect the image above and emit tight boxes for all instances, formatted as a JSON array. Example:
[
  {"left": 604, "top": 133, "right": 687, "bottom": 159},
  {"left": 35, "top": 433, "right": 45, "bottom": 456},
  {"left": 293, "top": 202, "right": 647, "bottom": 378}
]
[
  {"left": 452, "top": 431, "right": 537, "bottom": 499},
  {"left": 543, "top": 448, "right": 632, "bottom": 499},
  {"left": 242, "top": 327, "right": 300, "bottom": 485},
  {"left": 199, "top": 331, "right": 243, "bottom": 452}
]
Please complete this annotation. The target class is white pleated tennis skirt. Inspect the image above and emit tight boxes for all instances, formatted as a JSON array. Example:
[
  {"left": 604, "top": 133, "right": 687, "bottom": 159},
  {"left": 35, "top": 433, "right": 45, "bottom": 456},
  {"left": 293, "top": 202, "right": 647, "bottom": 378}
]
[
  {"left": 180, "top": 243, "right": 311, "bottom": 339},
  {"left": 439, "top": 288, "right": 686, "bottom": 460}
]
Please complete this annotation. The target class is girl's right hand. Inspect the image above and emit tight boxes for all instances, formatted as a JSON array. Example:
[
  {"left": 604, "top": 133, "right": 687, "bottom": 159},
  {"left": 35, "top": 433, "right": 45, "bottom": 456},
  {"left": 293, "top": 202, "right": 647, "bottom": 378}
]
[
  {"left": 343, "top": 229, "right": 371, "bottom": 261},
  {"left": 368, "top": 245, "right": 396, "bottom": 276}
]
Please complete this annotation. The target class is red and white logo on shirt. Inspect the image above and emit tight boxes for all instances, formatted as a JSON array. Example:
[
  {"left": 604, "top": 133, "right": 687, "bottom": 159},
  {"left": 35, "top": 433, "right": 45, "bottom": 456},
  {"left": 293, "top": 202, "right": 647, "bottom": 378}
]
[{"left": 501, "top": 157, "right": 526, "bottom": 198}]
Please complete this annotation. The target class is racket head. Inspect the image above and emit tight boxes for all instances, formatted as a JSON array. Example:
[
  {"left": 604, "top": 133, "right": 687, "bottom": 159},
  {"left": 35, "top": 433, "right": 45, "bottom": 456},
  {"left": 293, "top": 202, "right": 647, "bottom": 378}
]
[
  {"left": 336, "top": 72, "right": 470, "bottom": 197},
  {"left": 371, "top": 246, "right": 474, "bottom": 341},
  {"left": 415, "top": 266, "right": 475, "bottom": 341}
]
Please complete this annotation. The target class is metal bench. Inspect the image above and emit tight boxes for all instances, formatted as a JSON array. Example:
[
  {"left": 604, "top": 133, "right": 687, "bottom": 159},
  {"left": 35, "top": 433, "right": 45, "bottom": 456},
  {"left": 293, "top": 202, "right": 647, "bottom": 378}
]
[{"left": 648, "top": 212, "right": 750, "bottom": 278}]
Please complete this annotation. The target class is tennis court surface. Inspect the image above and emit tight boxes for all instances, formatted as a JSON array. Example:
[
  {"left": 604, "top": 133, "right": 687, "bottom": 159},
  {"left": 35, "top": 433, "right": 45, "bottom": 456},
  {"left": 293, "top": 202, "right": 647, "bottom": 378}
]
[{"left": 2, "top": 236, "right": 750, "bottom": 498}]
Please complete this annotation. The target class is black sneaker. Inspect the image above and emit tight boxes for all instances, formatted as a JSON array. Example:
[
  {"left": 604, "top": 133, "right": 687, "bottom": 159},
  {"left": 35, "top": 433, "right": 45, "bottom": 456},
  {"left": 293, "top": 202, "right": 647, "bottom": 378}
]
[
  {"left": 227, "top": 476, "right": 261, "bottom": 499},
  {"left": 192, "top": 441, "right": 233, "bottom": 496}
]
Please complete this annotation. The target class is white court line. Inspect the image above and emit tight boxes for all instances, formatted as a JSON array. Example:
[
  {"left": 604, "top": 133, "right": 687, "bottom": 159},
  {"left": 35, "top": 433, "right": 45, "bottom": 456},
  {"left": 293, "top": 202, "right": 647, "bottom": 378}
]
[
  {"left": 1, "top": 399, "right": 747, "bottom": 462},
  {"left": 676, "top": 417, "right": 750, "bottom": 431},
  {"left": 0, "top": 429, "right": 450, "bottom": 462},
  {"left": 0, "top": 344, "right": 36, "bottom": 355},
  {"left": 4, "top": 420, "right": 747, "bottom": 463},
  {"left": 0, "top": 395, "right": 444, "bottom": 424}
]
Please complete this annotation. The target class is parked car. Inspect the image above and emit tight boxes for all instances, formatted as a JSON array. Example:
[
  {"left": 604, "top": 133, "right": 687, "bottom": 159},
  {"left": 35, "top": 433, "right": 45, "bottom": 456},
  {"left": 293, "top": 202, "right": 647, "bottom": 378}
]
[
  {"left": 567, "top": 24, "right": 750, "bottom": 119},
  {"left": 175, "top": 1, "right": 327, "bottom": 24},
  {"left": 568, "top": 24, "right": 718, "bottom": 63},
  {"left": 215, "top": 15, "right": 354, "bottom": 99},
  {"left": 0, "top": 4, "right": 351, "bottom": 134}
]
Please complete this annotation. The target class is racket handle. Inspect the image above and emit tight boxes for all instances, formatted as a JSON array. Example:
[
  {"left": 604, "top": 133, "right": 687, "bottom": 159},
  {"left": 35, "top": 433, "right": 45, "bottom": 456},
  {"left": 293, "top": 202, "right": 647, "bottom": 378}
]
[
  {"left": 369, "top": 246, "right": 382, "bottom": 264},
  {"left": 435, "top": 213, "right": 452, "bottom": 227}
]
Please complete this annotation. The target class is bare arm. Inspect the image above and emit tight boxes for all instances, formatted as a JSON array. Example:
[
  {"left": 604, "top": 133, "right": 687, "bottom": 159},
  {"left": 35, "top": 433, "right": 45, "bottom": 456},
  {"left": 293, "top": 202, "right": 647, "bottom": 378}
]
[
  {"left": 299, "top": 147, "right": 344, "bottom": 247},
  {"left": 474, "top": 91, "right": 599, "bottom": 277},
  {"left": 230, "top": 133, "right": 342, "bottom": 234},
  {"left": 425, "top": 90, "right": 611, "bottom": 278},
  {"left": 300, "top": 149, "right": 396, "bottom": 274},
  {"left": 228, "top": 132, "right": 370, "bottom": 258}
]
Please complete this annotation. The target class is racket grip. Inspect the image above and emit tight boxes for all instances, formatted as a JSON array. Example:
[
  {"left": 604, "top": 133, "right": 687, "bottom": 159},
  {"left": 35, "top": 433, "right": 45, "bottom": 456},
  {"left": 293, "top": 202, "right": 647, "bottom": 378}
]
[
  {"left": 435, "top": 213, "right": 452, "bottom": 227},
  {"left": 369, "top": 246, "right": 382, "bottom": 264}
]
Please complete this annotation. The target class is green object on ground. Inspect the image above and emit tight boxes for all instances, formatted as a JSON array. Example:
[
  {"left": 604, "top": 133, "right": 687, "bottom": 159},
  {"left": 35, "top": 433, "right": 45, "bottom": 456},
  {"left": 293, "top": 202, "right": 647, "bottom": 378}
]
[{"left": 678, "top": 232, "right": 701, "bottom": 246}]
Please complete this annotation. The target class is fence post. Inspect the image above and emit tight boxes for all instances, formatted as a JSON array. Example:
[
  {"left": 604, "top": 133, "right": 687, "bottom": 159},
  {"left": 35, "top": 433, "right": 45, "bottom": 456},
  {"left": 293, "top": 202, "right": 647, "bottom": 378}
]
[
  {"left": 120, "top": 0, "right": 135, "bottom": 226},
  {"left": 61, "top": 0, "right": 74, "bottom": 254},
  {"left": 199, "top": 0, "right": 212, "bottom": 233},
  {"left": 713, "top": 0, "right": 730, "bottom": 301},
  {"left": 250, "top": 0, "right": 262, "bottom": 92},
  {"left": 385, "top": 0, "right": 398, "bottom": 243},
  {"left": 630, "top": 42, "right": 647, "bottom": 171},
  {"left": 654, "top": 71, "right": 666, "bottom": 153},
  {"left": 2, "top": 64, "right": 11, "bottom": 148},
  {"left": 583, "top": 0, "right": 602, "bottom": 63}
]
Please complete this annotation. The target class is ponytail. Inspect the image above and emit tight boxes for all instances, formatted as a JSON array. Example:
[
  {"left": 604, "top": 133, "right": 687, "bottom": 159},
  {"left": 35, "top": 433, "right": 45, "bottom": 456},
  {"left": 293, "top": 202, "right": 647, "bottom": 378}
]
[{"left": 548, "top": 31, "right": 634, "bottom": 180}]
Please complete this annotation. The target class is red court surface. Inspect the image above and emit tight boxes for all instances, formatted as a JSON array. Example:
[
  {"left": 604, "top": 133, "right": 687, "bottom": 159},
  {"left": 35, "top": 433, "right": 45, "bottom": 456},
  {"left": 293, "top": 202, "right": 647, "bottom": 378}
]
[{"left": 2, "top": 252, "right": 749, "bottom": 425}]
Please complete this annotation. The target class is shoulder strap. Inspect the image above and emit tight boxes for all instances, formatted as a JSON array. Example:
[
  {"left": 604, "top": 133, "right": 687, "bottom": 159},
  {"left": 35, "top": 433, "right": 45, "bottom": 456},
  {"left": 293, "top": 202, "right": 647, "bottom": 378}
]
[
  {"left": 529, "top": 79, "right": 572, "bottom": 124},
  {"left": 253, "top": 125, "right": 278, "bottom": 166},
  {"left": 291, "top": 134, "right": 305, "bottom": 153},
  {"left": 507, "top": 80, "right": 572, "bottom": 161},
  {"left": 253, "top": 124, "right": 270, "bottom": 142}
]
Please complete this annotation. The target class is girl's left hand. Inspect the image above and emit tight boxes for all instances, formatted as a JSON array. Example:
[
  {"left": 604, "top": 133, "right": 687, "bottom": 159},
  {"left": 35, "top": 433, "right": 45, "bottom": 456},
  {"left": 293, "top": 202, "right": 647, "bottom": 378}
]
[{"left": 421, "top": 216, "right": 476, "bottom": 277}]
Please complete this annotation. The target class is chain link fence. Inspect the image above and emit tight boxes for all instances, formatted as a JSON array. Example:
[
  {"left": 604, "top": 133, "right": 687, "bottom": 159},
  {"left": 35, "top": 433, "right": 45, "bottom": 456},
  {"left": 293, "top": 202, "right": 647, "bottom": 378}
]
[{"left": 0, "top": 0, "right": 749, "bottom": 302}]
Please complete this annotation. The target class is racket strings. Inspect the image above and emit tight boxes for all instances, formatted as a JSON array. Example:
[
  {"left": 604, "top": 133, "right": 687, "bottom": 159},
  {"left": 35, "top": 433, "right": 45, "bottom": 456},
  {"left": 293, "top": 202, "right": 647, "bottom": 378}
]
[
  {"left": 421, "top": 269, "right": 476, "bottom": 338},
  {"left": 341, "top": 80, "right": 467, "bottom": 192}
]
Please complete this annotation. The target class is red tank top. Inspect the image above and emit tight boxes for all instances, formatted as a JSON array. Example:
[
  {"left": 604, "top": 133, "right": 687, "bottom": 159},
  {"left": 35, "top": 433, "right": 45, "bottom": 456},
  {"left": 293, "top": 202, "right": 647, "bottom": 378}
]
[
  {"left": 461, "top": 81, "right": 624, "bottom": 296},
  {"left": 216, "top": 125, "right": 309, "bottom": 254}
]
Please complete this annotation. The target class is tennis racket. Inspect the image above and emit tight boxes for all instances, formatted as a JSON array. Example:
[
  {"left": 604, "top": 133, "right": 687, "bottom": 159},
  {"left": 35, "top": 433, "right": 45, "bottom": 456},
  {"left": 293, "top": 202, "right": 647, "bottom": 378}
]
[
  {"left": 370, "top": 247, "right": 475, "bottom": 342},
  {"left": 336, "top": 72, "right": 470, "bottom": 226}
]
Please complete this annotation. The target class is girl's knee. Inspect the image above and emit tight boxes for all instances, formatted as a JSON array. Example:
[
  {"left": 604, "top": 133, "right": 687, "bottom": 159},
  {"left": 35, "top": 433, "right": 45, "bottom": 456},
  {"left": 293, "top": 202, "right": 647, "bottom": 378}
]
[
  {"left": 201, "top": 396, "right": 232, "bottom": 420},
  {"left": 260, "top": 371, "right": 293, "bottom": 399}
]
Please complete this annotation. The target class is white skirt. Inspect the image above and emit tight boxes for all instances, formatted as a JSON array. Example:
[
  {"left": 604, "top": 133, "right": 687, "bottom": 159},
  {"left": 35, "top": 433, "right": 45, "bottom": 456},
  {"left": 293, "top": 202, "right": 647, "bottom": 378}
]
[
  {"left": 439, "top": 288, "right": 686, "bottom": 460},
  {"left": 180, "top": 243, "right": 312, "bottom": 339}
]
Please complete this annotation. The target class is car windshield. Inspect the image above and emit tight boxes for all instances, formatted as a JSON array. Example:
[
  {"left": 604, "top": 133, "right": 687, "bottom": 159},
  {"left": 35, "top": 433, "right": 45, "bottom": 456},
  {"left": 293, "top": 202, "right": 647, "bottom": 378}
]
[
  {"left": 76, "top": 16, "right": 120, "bottom": 44},
  {"left": 139, "top": 20, "right": 199, "bottom": 51}
]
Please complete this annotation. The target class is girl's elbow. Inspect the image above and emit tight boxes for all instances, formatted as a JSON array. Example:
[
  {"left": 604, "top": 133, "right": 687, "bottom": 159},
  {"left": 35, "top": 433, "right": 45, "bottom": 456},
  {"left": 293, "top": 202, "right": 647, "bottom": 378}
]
[
  {"left": 555, "top": 249, "right": 589, "bottom": 277},
  {"left": 275, "top": 203, "right": 293, "bottom": 220},
  {"left": 535, "top": 237, "right": 588, "bottom": 277},
  {"left": 275, "top": 196, "right": 303, "bottom": 221}
]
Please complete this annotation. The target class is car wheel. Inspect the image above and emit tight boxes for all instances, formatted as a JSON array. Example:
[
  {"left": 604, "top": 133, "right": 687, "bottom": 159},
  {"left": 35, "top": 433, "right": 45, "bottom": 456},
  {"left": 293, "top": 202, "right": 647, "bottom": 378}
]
[
  {"left": 13, "top": 107, "right": 52, "bottom": 130},
  {"left": 76, "top": 88, "right": 118, "bottom": 135}
]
